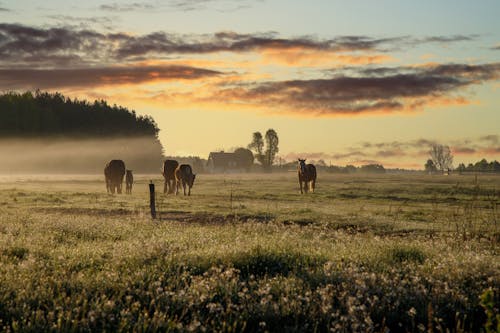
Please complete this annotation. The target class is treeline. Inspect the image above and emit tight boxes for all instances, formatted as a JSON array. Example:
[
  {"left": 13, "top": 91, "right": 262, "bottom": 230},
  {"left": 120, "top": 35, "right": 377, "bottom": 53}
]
[
  {"left": 0, "top": 91, "right": 159, "bottom": 137},
  {"left": 0, "top": 91, "right": 165, "bottom": 173},
  {"left": 457, "top": 159, "right": 500, "bottom": 173}
]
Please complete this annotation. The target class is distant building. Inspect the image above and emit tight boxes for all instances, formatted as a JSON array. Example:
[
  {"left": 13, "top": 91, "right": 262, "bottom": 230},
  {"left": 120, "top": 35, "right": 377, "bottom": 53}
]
[{"left": 207, "top": 150, "right": 253, "bottom": 173}]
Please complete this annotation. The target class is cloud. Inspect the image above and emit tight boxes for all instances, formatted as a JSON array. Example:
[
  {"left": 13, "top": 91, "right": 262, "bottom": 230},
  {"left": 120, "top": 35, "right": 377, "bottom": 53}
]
[
  {"left": 479, "top": 134, "right": 499, "bottom": 144},
  {"left": 163, "top": 0, "right": 265, "bottom": 12},
  {"left": 283, "top": 135, "right": 500, "bottom": 169},
  {"left": 481, "top": 147, "right": 500, "bottom": 154},
  {"left": 419, "top": 35, "right": 477, "bottom": 44},
  {"left": 0, "top": 23, "right": 109, "bottom": 67},
  {"left": 0, "top": 23, "right": 494, "bottom": 111},
  {"left": 375, "top": 149, "right": 406, "bottom": 158},
  {"left": 452, "top": 147, "right": 476, "bottom": 154},
  {"left": 99, "top": 2, "right": 156, "bottom": 12},
  {"left": 283, "top": 151, "right": 367, "bottom": 161},
  {"left": 0, "top": 23, "right": 479, "bottom": 68},
  {"left": 259, "top": 49, "right": 395, "bottom": 67},
  {"left": 113, "top": 32, "right": 391, "bottom": 59},
  {"left": 208, "top": 63, "right": 499, "bottom": 115},
  {"left": 46, "top": 15, "right": 116, "bottom": 30},
  {"left": 0, "top": 65, "right": 221, "bottom": 90},
  {"left": 98, "top": 0, "right": 263, "bottom": 13}
]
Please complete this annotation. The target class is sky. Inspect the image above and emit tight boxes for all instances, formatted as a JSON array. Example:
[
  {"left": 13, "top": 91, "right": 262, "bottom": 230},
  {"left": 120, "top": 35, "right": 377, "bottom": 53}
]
[{"left": 1, "top": 0, "right": 499, "bottom": 169}]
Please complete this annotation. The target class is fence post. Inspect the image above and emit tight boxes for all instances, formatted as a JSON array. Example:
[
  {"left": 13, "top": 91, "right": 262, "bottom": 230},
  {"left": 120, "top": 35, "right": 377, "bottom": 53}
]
[{"left": 149, "top": 181, "right": 156, "bottom": 219}]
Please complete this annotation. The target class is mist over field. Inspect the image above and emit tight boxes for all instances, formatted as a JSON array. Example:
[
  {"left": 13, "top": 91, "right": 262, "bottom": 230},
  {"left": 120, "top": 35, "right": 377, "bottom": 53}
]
[{"left": 0, "top": 137, "right": 164, "bottom": 174}]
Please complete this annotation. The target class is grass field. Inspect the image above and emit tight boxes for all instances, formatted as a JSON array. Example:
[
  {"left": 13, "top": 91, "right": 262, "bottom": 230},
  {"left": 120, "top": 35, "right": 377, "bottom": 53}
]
[{"left": 0, "top": 172, "right": 498, "bottom": 332}]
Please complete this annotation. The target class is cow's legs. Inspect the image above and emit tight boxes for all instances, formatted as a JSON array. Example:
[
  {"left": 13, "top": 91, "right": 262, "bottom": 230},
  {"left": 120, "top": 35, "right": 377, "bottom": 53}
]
[
  {"left": 311, "top": 179, "right": 315, "bottom": 193},
  {"left": 183, "top": 180, "right": 187, "bottom": 196},
  {"left": 299, "top": 179, "right": 303, "bottom": 194},
  {"left": 164, "top": 180, "right": 168, "bottom": 194}
]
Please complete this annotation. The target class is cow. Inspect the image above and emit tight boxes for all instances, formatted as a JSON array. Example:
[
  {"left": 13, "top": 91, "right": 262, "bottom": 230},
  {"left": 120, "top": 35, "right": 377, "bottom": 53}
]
[
  {"left": 125, "top": 170, "right": 133, "bottom": 194},
  {"left": 104, "top": 160, "right": 126, "bottom": 194},
  {"left": 162, "top": 159, "right": 179, "bottom": 194},
  {"left": 175, "top": 164, "right": 196, "bottom": 196},
  {"left": 298, "top": 159, "right": 316, "bottom": 194}
]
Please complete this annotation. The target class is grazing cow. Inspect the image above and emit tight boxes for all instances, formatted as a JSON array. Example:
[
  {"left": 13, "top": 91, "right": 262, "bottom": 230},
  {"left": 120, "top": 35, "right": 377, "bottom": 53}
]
[
  {"left": 104, "top": 160, "right": 126, "bottom": 194},
  {"left": 125, "top": 170, "right": 133, "bottom": 194},
  {"left": 162, "top": 159, "right": 179, "bottom": 194},
  {"left": 175, "top": 164, "right": 196, "bottom": 196},
  {"left": 297, "top": 159, "right": 316, "bottom": 194}
]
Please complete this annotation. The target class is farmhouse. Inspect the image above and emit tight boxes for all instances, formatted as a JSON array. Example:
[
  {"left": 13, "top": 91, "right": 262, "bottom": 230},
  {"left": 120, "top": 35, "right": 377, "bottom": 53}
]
[{"left": 207, "top": 149, "right": 253, "bottom": 173}]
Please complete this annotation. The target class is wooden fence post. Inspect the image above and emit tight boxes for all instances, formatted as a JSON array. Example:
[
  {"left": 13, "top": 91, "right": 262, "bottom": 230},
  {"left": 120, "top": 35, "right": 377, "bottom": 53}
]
[{"left": 149, "top": 181, "right": 156, "bottom": 219}]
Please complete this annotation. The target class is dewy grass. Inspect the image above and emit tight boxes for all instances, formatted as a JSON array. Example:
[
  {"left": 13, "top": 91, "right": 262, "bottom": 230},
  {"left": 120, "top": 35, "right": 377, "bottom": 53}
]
[
  {"left": 386, "top": 245, "right": 427, "bottom": 264},
  {"left": 0, "top": 173, "right": 498, "bottom": 331}
]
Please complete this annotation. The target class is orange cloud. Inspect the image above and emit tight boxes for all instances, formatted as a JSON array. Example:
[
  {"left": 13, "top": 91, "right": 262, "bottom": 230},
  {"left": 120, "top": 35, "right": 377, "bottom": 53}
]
[{"left": 259, "top": 48, "right": 395, "bottom": 67}]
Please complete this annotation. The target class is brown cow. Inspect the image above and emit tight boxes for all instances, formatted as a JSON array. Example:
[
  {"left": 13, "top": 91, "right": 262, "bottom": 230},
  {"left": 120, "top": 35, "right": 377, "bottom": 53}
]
[
  {"left": 162, "top": 159, "right": 179, "bottom": 194},
  {"left": 125, "top": 170, "right": 133, "bottom": 194},
  {"left": 175, "top": 164, "right": 196, "bottom": 196},
  {"left": 104, "top": 160, "right": 126, "bottom": 194}
]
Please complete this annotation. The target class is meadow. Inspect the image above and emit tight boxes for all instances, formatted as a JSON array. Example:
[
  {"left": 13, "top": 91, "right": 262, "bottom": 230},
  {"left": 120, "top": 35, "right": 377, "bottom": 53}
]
[{"left": 0, "top": 172, "right": 498, "bottom": 332}]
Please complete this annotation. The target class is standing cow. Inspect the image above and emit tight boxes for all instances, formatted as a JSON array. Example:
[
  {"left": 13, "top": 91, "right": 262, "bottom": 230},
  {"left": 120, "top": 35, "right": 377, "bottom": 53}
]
[
  {"left": 104, "top": 160, "right": 126, "bottom": 194},
  {"left": 162, "top": 159, "right": 179, "bottom": 194},
  {"left": 175, "top": 164, "right": 196, "bottom": 196},
  {"left": 125, "top": 170, "right": 133, "bottom": 194}
]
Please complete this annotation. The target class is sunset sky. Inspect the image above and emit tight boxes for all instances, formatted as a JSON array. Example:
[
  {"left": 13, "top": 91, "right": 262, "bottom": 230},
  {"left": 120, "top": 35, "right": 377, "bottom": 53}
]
[{"left": 1, "top": 0, "right": 499, "bottom": 169}]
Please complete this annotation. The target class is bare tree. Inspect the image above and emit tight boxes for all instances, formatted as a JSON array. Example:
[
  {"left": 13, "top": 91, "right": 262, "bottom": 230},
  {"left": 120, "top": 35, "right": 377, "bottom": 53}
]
[{"left": 429, "top": 144, "right": 453, "bottom": 173}]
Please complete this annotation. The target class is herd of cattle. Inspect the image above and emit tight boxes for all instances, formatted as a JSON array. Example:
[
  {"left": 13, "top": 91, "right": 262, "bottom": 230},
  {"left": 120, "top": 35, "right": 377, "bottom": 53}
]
[
  {"left": 103, "top": 158, "right": 316, "bottom": 195},
  {"left": 104, "top": 159, "right": 196, "bottom": 195}
]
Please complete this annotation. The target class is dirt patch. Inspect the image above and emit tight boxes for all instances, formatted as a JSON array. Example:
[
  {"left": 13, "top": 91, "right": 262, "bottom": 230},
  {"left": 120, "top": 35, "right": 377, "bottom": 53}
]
[
  {"left": 330, "top": 223, "right": 370, "bottom": 234},
  {"left": 282, "top": 219, "right": 315, "bottom": 226},
  {"left": 34, "top": 207, "right": 275, "bottom": 224},
  {"left": 158, "top": 211, "right": 274, "bottom": 224},
  {"left": 35, "top": 207, "right": 137, "bottom": 216}
]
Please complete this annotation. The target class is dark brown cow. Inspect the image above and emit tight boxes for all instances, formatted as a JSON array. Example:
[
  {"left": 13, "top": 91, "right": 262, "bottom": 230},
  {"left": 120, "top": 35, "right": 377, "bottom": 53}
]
[
  {"left": 125, "top": 170, "right": 133, "bottom": 194},
  {"left": 162, "top": 159, "right": 179, "bottom": 194},
  {"left": 175, "top": 164, "right": 196, "bottom": 196},
  {"left": 104, "top": 160, "right": 126, "bottom": 194},
  {"left": 298, "top": 159, "right": 316, "bottom": 194}
]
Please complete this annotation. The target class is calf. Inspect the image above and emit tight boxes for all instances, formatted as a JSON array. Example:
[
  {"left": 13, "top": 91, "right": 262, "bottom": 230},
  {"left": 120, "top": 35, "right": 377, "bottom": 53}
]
[
  {"left": 125, "top": 170, "right": 133, "bottom": 194},
  {"left": 175, "top": 164, "right": 196, "bottom": 196}
]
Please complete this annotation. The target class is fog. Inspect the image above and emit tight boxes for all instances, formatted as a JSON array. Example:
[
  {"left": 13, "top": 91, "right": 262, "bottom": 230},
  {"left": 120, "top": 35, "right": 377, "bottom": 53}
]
[{"left": 0, "top": 137, "right": 164, "bottom": 174}]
